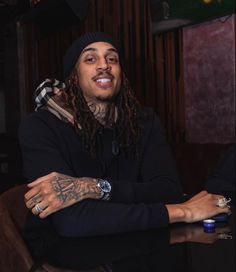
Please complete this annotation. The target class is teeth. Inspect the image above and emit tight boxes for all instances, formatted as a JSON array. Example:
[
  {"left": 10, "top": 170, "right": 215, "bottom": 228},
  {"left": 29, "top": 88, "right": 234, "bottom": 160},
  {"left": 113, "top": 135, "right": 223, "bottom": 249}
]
[{"left": 96, "top": 78, "right": 111, "bottom": 83}]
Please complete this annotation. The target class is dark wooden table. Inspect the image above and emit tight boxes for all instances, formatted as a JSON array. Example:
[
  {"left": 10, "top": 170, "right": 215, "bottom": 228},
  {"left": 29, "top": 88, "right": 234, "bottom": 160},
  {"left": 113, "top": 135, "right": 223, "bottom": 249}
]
[{"left": 28, "top": 208, "right": 235, "bottom": 272}]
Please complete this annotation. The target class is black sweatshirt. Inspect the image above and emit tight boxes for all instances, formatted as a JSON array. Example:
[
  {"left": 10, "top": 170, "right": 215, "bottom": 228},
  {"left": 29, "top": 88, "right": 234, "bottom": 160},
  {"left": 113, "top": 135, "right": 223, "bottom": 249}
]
[
  {"left": 19, "top": 108, "right": 182, "bottom": 237},
  {"left": 205, "top": 144, "right": 235, "bottom": 200}
]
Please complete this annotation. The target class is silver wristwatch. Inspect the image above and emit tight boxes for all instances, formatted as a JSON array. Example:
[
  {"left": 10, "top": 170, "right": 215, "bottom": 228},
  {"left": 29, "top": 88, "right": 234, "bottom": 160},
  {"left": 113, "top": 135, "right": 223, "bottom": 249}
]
[{"left": 97, "top": 178, "right": 112, "bottom": 200}]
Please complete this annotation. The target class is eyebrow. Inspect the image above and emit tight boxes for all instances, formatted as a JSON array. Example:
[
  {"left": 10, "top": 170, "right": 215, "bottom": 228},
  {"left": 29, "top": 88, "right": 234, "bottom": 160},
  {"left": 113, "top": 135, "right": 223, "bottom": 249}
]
[{"left": 81, "top": 47, "right": 118, "bottom": 55}]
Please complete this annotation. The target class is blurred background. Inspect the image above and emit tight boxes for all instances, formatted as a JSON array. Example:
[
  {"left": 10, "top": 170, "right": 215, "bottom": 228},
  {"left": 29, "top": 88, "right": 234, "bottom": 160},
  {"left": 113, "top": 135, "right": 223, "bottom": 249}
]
[{"left": 0, "top": 0, "right": 235, "bottom": 194}]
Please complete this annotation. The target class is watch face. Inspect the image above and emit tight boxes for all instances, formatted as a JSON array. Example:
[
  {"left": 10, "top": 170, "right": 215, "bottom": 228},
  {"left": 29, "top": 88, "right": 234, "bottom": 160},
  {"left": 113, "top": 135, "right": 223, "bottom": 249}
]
[{"left": 100, "top": 179, "right": 111, "bottom": 193}]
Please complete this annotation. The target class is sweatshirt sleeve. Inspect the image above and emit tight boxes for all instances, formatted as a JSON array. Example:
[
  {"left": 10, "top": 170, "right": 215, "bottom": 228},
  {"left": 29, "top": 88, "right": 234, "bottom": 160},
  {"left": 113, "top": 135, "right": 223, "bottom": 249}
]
[
  {"left": 52, "top": 200, "right": 169, "bottom": 237},
  {"left": 19, "top": 113, "right": 74, "bottom": 181},
  {"left": 204, "top": 144, "right": 235, "bottom": 193},
  {"left": 19, "top": 113, "right": 170, "bottom": 237},
  {"left": 111, "top": 112, "right": 183, "bottom": 205}
]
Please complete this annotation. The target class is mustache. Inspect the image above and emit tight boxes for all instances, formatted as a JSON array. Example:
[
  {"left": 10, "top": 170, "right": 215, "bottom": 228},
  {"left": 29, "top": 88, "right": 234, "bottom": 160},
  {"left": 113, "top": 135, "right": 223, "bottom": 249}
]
[{"left": 92, "top": 70, "right": 114, "bottom": 80}]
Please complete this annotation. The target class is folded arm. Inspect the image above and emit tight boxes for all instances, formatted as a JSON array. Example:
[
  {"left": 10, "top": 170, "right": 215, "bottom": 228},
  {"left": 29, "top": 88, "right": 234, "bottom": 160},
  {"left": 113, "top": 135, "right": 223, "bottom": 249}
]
[
  {"left": 19, "top": 111, "right": 182, "bottom": 215},
  {"left": 24, "top": 172, "right": 102, "bottom": 218},
  {"left": 19, "top": 112, "right": 230, "bottom": 237}
]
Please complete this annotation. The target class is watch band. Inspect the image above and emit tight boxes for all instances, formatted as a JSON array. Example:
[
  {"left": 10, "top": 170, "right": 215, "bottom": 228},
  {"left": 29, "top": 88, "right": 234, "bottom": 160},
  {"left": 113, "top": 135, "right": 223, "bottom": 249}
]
[{"left": 101, "top": 191, "right": 110, "bottom": 200}]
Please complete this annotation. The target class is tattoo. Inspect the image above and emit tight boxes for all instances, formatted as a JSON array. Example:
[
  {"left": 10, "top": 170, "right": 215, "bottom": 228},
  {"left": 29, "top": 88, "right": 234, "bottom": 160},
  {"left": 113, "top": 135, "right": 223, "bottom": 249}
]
[
  {"left": 87, "top": 102, "right": 107, "bottom": 124},
  {"left": 87, "top": 101, "right": 118, "bottom": 128},
  {"left": 30, "top": 194, "right": 42, "bottom": 207},
  {"left": 51, "top": 175, "right": 98, "bottom": 203}
]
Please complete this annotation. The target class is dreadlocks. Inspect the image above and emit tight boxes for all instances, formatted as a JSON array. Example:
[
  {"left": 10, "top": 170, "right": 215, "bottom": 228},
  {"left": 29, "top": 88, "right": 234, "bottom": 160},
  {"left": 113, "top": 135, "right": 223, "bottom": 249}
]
[{"left": 62, "top": 69, "right": 141, "bottom": 158}]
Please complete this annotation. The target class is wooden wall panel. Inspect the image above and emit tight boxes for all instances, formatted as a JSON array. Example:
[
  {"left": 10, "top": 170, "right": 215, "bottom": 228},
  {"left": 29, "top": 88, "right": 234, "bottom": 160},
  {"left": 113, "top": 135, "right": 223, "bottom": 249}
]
[{"left": 183, "top": 15, "right": 235, "bottom": 143}]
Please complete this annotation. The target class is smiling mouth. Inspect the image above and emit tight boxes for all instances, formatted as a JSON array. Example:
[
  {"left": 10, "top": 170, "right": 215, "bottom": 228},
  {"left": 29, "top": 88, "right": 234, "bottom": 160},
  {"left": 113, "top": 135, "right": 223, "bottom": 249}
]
[
  {"left": 94, "top": 78, "right": 113, "bottom": 89},
  {"left": 93, "top": 71, "right": 114, "bottom": 88},
  {"left": 96, "top": 78, "right": 112, "bottom": 83},
  {"left": 93, "top": 71, "right": 114, "bottom": 81}
]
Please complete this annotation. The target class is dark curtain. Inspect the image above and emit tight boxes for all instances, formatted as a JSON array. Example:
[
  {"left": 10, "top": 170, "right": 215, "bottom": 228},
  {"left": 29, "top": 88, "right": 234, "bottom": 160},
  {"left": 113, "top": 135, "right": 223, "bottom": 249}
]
[
  {"left": 153, "top": 30, "right": 185, "bottom": 142},
  {"left": 19, "top": 0, "right": 185, "bottom": 142}
]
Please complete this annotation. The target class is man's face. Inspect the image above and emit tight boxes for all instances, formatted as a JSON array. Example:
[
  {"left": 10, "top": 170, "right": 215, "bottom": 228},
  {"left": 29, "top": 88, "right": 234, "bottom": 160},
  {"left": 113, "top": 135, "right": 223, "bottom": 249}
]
[{"left": 76, "top": 41, "right": 121, "bottom": 104}]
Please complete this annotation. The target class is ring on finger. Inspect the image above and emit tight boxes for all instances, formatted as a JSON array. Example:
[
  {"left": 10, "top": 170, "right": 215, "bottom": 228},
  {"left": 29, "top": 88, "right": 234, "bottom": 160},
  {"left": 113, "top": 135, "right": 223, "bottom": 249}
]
[
  {"left": 35, "top": 203, "right": 44, "bottom": 214},
  {"left": 30, "top": 195, "right": 42, "bottom": 208},
  {"left": 217, "top": 197, "right": 231, "bottom": 208}
]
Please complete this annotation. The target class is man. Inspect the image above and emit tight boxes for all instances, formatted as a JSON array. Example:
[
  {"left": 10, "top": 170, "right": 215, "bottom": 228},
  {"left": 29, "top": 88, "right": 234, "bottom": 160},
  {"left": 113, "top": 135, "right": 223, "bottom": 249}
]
[
  {"left": 19, "top": 32, "right": 229, "bottom": 237},
  {"left": 205, "top": 144, "right": 235, "bottom": 200}
]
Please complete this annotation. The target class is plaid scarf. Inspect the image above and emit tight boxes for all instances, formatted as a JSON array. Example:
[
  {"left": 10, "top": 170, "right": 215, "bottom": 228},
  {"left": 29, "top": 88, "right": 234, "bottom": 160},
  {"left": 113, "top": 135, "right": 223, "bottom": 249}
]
[{"left": 34, "top": 78, "right": 76, "bottom": 125}]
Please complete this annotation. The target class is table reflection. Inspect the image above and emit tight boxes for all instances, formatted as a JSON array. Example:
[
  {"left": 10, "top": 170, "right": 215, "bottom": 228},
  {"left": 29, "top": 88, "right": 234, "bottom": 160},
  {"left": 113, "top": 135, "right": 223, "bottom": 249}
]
[{"left": 26, "top": 211, "right": 234, "bottom": 272}]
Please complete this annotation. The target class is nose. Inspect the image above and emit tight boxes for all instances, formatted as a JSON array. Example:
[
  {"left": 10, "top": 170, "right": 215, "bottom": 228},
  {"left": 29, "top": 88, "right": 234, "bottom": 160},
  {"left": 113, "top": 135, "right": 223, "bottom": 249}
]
[{"left": 97, "top": 58, "right": 111, "bottom": 71}]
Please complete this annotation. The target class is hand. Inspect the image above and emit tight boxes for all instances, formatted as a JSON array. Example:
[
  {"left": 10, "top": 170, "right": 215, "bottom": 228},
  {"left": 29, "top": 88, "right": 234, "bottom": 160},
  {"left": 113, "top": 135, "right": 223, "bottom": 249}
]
[
  {"left": 30, "top": 0, "right": 41, "bottom": 6},
  {"left": 166, "top": 191, "right": 231, "bottom": 224},
  {"left": 42, "top": 263, "right": 84, "bottom": 272},
  {"left": 170, "top": 223, "right": 231, "bottom": 244},
  {"left": 24, "top": 172, "right": 101, "bottom": 218}
]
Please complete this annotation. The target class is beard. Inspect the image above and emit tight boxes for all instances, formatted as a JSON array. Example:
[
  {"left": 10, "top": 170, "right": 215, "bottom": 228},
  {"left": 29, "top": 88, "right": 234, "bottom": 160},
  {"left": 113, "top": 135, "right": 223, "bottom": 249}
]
[{"left": 94, "top": 92, "right": 119, "bottom": 103}]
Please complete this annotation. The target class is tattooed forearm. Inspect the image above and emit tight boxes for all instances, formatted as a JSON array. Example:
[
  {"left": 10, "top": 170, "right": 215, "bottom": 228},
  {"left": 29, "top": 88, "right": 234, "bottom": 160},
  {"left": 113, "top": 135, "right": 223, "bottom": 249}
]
[
  {"left": 25, "top": 172, "right": 103, "bottom": 218},
  {"left": 51, "top": 175, "right": 99, "bottom": 203}
]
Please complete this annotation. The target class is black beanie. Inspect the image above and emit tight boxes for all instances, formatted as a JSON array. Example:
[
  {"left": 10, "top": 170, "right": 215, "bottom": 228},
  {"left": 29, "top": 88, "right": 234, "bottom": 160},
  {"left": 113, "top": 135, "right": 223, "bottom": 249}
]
[{"left": 63, "top": 32, "right": 122, "bottom": 79}]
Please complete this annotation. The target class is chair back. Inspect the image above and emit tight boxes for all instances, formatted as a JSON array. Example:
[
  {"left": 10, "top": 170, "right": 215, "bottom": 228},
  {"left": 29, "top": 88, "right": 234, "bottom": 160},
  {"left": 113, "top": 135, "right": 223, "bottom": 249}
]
[{"left": 0, "top": 184, "right": 33, "bottom": 272}]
